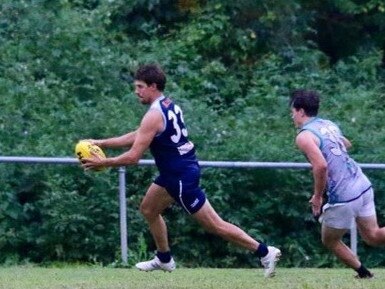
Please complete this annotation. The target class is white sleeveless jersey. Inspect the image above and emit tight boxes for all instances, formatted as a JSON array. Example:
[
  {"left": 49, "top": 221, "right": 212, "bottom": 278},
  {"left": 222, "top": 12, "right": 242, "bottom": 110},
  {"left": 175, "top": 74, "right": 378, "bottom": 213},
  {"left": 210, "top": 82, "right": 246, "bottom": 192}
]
[{"left": 300, "top": 118, "right": 371, "bottom": 204}]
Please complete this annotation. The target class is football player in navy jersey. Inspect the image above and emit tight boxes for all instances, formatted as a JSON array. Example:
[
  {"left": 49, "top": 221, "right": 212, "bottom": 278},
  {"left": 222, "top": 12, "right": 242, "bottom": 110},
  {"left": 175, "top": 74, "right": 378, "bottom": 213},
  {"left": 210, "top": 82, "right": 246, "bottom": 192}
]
[
  {"left": 290, "top": 89, "right": 385, "bottom": 278},
  {"left": 81, "top": 64, "right": 281, "bottom": 277}
]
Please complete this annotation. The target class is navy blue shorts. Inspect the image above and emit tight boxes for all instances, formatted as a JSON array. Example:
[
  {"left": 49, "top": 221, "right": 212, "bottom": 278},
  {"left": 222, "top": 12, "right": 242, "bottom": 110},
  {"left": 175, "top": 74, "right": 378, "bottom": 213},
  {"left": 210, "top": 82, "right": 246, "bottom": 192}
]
[{"left": 154, "top": 166, "right": 206, "bottom": 214}]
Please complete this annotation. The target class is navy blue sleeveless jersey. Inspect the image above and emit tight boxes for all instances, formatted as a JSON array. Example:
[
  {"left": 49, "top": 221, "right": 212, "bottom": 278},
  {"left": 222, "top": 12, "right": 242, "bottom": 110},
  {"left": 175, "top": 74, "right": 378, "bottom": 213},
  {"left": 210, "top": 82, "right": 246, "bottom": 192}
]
[{"left": 149, "top": 96, "right": 198, "bottom": 176}]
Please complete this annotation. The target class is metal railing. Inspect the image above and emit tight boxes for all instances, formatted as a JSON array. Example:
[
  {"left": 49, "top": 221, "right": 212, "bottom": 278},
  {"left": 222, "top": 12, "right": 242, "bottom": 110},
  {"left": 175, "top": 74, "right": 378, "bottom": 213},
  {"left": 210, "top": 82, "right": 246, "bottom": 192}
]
[{"left": 2, "top": 156, "right": 385, "bottom": 263}]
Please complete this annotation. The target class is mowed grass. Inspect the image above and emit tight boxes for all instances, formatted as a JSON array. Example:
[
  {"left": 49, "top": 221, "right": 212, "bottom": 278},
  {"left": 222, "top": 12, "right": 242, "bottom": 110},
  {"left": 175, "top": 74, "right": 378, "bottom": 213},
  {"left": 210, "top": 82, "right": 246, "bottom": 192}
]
[{"left": 0, "top": 266, "right": 383, "bottom": 289}]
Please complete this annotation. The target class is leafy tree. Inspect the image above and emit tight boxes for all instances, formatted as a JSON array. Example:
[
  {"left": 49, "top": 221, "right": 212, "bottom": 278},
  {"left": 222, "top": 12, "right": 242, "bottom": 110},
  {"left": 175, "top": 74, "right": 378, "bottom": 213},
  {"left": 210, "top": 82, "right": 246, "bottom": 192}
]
[
  {"left": 301, "top": 0, "right": 385, "bottom": 65},
  {"left": 0, "top": 0, "right": 385, "bottom": 268}
]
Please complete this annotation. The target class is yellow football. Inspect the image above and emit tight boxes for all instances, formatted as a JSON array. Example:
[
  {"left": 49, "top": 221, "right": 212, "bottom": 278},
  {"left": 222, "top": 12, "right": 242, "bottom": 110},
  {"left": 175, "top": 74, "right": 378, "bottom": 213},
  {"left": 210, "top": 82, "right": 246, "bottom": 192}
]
[{"left": 75, "top": 141, "right": 106, "bottom": 171}]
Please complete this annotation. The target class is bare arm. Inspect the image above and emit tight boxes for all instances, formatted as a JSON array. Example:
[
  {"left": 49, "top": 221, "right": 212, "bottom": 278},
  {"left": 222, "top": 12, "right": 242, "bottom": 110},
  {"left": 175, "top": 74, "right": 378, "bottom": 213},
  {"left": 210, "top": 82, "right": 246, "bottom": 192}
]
[
  {"left": 296, "top": 131, "right": 328, "bottom": 216},
  {"left": 90, "top": 131, "right": 138, "bottom": 149},
  {"left": 82, "top": 109, "right": 163, "bottom": 169}
]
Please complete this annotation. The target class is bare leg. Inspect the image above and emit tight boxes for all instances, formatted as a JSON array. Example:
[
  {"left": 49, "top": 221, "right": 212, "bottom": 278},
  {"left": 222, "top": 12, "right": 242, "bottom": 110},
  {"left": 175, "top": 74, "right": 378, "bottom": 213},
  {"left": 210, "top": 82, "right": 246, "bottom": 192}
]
[
  {"left": 139, "top": 183, "right": 175, "bottom": 252},
  {"left": 357, "top": 215, "right": 385, "bottom": 246},
  {"left": 321, "top": 225, "right": 361, "bottom": 269},
  {"left": 192, "top": 200, "right": 259, "bottom": 251}
]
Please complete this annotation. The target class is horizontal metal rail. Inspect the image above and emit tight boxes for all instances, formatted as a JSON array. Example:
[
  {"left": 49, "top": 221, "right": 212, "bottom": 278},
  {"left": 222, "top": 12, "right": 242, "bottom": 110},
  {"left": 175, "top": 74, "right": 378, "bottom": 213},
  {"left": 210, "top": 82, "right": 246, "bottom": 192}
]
[
  {"left": 2, "top": 156, "right": 385, "bottom": 170},
  {"left": 1, "top": 156, "right": 383, "bottom": 262}
]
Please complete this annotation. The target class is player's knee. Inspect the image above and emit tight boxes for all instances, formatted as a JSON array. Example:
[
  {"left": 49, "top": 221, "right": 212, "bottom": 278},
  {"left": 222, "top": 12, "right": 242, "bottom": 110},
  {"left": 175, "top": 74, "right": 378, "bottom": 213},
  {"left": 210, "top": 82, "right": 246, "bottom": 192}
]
[
  {"left": 362, "top": 232, "right": 382, "bottom": 246},
  {"left": 139, "top": 203, "right": 153, "bottom": 219},
  {"left": 362, "top": 236, "right": 376, "bottom": 246}
]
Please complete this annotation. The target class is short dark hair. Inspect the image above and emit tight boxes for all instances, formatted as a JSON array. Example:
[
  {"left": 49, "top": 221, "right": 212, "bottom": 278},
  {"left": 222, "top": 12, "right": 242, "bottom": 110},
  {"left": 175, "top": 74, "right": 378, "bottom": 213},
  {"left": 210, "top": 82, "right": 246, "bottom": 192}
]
[
  {"left": 134, "top": 64, "right": 166, "bottom": 91},
  {"left": 290, "top": 89, "right": 320, "bottom": 117}
]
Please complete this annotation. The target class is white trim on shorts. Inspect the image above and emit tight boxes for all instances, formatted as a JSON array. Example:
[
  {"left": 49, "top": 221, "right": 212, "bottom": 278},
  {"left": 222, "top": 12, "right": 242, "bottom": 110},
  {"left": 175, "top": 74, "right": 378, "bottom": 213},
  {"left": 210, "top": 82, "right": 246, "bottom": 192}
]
[{"left": 178, "top": 180, "right": 191, "bottom": 214}]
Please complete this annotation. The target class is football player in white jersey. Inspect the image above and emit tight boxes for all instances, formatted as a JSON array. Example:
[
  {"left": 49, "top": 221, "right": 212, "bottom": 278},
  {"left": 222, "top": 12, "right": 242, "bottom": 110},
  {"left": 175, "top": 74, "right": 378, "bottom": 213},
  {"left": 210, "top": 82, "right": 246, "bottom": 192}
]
[{"left": 290, "top": 89, "right": 385, "bottom": 278}]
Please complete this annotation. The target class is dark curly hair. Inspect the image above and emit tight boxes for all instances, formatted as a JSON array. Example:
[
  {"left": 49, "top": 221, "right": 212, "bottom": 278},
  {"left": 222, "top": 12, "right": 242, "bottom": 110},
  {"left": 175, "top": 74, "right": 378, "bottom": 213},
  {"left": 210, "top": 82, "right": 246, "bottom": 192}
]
[
  {"left": 290, "top": 89, "right": 320, "bottom": 117},
  {"left": 134, "top": 64, "right": 166, "bottom": 91}
]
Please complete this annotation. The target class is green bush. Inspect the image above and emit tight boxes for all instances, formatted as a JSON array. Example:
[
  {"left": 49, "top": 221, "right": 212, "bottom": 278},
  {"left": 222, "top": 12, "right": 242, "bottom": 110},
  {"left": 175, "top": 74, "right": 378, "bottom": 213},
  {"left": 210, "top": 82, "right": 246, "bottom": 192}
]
[{"left": 0, "top": 0, "right": 385, "bottom": 268}]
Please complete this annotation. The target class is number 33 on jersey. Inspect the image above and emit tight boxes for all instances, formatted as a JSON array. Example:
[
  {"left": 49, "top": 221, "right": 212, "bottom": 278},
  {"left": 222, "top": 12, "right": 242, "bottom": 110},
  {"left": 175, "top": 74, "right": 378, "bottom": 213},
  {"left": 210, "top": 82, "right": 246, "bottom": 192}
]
[{"left": 149, "top": 96, "right": 196, "bottom": 174}]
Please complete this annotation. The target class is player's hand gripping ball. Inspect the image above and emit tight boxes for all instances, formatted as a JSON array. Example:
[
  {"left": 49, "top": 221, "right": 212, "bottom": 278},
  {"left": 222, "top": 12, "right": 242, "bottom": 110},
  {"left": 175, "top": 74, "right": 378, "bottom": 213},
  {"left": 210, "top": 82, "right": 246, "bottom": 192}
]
[{"left": 75, "top": 141, "right": 106, "bottom": 171}]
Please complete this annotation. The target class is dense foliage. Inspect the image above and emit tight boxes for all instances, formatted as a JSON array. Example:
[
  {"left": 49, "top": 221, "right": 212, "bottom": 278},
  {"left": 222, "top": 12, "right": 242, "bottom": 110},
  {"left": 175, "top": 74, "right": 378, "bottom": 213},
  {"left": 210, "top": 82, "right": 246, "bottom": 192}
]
[{"left": 0, "top": 0, "right": 385, "bottom": 268}]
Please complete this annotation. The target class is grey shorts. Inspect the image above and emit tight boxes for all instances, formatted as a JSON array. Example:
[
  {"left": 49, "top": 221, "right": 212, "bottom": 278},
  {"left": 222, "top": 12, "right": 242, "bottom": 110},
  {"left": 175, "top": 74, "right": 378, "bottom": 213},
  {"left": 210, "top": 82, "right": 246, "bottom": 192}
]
[{"left": 320, "top": 188, "right": 375, "bottom": 229}]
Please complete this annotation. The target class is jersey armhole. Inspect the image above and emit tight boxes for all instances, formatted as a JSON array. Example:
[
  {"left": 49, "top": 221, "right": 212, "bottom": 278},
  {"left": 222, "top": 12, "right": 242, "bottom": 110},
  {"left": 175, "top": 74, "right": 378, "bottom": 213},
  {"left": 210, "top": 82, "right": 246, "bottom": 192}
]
[
  {"left": 148, "top": 107, "right": 167, "bottom": 136},
  {"left": 299, "top": 128, "right": 323, "bottom": 149}
]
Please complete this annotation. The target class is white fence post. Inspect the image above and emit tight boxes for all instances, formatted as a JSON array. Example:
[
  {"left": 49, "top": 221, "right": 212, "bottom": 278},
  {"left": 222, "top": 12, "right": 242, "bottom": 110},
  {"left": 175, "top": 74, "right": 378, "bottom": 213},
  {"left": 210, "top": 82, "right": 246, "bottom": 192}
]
[
  {"left": 350, "top": 221, "right": 358, "bottom": 255},
  {"left": 118, "top": 166, "right": 128, "bottom": 265}
]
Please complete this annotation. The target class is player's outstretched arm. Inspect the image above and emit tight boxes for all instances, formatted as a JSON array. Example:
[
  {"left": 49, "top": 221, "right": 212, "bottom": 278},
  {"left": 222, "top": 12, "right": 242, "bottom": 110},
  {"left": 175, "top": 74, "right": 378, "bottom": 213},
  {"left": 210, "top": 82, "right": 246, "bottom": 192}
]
[
  {"left": 82, "top": 110, "right": 162, "bottom": 169},
  {"left": 84, "top": 131, "right": 138, "bottom": 149}
]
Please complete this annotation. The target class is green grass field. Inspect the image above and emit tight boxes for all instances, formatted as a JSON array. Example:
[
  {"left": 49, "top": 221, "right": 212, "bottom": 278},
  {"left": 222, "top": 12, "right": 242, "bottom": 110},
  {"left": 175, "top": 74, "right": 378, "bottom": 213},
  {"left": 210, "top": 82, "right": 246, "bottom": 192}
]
[{"left": 0, "top": 266, "right": 383, "bottom": 289}]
